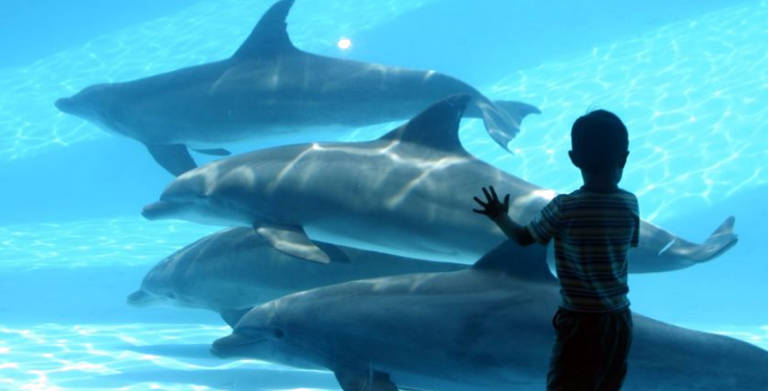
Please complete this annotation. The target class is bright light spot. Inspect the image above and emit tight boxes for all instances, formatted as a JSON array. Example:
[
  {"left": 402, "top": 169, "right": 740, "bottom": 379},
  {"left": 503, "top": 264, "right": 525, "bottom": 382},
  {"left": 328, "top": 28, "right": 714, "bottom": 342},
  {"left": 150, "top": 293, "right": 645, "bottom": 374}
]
[
  {"left": 337, "top": 37, "right": 352, "bottom": 50},
  {"left": 532, "top": 189, "right": 557, "bottom": 201}
]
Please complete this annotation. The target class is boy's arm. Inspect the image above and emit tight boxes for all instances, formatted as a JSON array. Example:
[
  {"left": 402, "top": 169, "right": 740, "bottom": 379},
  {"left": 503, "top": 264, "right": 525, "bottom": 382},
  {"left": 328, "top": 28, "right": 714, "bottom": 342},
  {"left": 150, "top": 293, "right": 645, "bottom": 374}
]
[
  {"left": 493, "top": 213, "right": 536, "bottom": 246},
  {"left": 473, "top": 186, "right": 535, "bottom": 246}
]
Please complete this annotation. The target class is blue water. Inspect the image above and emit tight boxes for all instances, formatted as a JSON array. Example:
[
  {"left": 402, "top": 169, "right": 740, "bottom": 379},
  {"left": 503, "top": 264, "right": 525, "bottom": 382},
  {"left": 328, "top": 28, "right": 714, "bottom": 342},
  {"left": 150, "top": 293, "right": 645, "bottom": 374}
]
[{"left": 1, "top": 0, "right": 767, "bottom": 389}]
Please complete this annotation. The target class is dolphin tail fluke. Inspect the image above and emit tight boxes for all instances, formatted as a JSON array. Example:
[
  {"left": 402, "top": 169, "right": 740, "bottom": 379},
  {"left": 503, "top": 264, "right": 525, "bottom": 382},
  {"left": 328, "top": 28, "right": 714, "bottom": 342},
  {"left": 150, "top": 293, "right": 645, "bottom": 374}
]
[
  {"left": 146, "top": 144, "right": 197, "bottom": 176},
  {"left": 632, "top": 217, "right": 738, "bottom": 273},
  {"left": 476, "top": 100, "right": 540, "bottom": 151},
  {"left": 668, "top": 216, "right": 738, "bottom": 262}
]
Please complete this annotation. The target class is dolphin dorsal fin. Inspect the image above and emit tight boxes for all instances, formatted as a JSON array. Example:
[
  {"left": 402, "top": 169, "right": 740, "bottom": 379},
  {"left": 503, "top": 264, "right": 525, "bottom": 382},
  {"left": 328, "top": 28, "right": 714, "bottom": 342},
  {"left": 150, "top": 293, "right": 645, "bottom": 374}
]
[
  {"left": 473, "top": 240, "right": 556, "bottom": 283},
  {"left": 379, "top": 94, "right": 471, "bottom": 154},
  {"left": 220, "top": 308, "right": 252, "bottom": 328},
  {"left": 233, "top": 0, "right": 297, "bottom": 59}
]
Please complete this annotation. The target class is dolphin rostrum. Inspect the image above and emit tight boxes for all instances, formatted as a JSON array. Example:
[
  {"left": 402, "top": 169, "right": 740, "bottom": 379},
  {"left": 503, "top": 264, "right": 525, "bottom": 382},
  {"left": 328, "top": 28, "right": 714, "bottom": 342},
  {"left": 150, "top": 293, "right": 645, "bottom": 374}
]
[
  {"left": 142, "top": 95, "right": 737, "bottom": 273},
  {"left": 127, "top": 226, "right": 464, "bottom": 326},
  {"left": 211, "top": 241, "right": 768, "bottom": 391},
  {"left": 54, "top": 0, "right": 538, "bottom": 176}
]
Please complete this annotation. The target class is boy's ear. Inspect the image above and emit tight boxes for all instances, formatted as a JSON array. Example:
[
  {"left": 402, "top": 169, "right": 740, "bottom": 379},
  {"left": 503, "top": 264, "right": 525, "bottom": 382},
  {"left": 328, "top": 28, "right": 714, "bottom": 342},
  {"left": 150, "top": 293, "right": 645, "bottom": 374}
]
[
  {"left": 617, "top": 150, "right": 629, "bottom": 168},
  {"left": 568, "top": 150, "right": 581, "bottom": 168}
]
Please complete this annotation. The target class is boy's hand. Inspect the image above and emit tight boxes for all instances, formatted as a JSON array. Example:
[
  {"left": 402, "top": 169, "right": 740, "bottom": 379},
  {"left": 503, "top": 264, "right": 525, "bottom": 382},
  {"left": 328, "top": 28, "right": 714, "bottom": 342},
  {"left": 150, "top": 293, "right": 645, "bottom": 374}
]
[{"left": 473, "top": 186, "right": 510, "bottom": 221}]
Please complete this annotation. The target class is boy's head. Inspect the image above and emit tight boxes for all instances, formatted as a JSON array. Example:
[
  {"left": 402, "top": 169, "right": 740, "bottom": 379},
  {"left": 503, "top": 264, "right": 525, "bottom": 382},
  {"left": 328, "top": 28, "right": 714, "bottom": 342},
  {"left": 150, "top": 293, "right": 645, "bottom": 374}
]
[{"left": 569, "top": 110, "right": 629, "bottom": 174}]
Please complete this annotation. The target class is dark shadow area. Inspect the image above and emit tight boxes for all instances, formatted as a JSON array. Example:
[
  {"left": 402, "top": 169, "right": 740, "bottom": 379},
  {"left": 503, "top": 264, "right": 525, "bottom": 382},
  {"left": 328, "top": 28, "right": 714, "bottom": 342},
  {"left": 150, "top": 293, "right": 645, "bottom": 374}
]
[
  {"left": 0, "top": 0, "right": 199, "bottom": 68},
  {"left": 346, "top": 0, "right": 753, "bottom": 86}
]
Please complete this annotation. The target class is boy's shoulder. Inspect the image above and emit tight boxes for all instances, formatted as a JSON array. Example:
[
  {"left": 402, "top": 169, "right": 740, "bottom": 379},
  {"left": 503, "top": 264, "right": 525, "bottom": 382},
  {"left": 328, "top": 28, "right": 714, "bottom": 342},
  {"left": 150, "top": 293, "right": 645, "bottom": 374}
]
[
  {"left": 562, "top": 188, "right": 638, "bottom": 209},
  {"left": 616, "top": 188, "right": 639, "bottom": 203},
  {"left": 566, "top": 187, "right": 637, "bottom": 198},
  {"left": 617, "top": 188, "right": 639, "bottom": 207}
]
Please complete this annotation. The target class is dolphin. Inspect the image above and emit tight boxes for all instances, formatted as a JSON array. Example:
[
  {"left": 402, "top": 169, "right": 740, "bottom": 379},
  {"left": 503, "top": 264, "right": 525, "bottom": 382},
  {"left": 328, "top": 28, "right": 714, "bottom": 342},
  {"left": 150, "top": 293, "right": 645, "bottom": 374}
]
[
  {"left": 54, "top": 0, "right": 538, "bottom": 176},
  {"left": 211, "top": 242, "right": 768, "bottom": 391},
  {"left": 142, "top": 95, "right": 737, "bottom": 273},
  {"left": 127, "top": 226, "right": 464, "bottom": 326}
]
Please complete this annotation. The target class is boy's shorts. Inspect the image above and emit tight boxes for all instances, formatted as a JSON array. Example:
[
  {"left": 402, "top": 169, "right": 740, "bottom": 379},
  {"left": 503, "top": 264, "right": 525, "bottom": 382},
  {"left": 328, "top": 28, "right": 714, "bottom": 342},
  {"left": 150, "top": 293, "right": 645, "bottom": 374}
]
[{"left": 547, "top": 307, "right": 633, "bottom": 391}]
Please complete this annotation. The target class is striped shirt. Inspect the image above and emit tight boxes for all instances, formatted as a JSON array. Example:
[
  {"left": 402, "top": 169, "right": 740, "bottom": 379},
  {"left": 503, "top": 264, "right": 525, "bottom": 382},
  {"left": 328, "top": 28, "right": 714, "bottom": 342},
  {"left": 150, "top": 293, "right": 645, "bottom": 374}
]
[{"left": 527, "top": 188, "right": 639, "bottom": 313}]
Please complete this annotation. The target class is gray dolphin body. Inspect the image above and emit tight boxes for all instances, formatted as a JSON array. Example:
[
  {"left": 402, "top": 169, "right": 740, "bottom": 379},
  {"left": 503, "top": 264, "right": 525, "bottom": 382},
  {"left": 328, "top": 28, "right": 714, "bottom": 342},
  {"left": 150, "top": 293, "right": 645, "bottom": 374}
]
[
  {"left": 211, "top": 242, "right": 768, "bottom": 391},
  {"left": 142, "top": 95, "right": 737, "bottom": 273},
  {"left": 54, "top": 0, "right": 538, "bottom": 176},
  {"left": 127, "top": 227, "right": 464, "bottom": 326}
]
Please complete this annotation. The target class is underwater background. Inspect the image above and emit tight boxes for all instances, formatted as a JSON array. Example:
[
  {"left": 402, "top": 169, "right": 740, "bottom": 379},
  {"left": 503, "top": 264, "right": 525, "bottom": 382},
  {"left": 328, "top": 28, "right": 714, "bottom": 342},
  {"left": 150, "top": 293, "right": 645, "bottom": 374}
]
[{"left": 0, "top": 0, "right": 766, "bottom": 390}]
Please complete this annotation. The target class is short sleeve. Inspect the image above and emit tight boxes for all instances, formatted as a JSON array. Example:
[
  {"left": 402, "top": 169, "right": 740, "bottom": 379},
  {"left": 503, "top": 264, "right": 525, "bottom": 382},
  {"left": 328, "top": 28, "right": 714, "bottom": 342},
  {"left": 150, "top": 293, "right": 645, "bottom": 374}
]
[
  {"left": 526, "top": 196, "right": 563, "bottom": 245},
  {"left": 631, "top": 196, "right": 640, "bottom": 248}
]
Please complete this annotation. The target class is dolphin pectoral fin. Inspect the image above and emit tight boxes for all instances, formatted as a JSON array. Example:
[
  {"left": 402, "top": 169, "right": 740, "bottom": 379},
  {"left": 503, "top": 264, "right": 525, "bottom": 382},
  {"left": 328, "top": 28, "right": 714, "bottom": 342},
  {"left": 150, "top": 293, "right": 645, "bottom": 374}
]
[
  {"left": 334, "top": 369, "right": 398, "bottom": 391},
  {"left": 220, "top": 308, "right": 252, "bottom": 328},
  {"left": 478, "top": 100, "right": 541, "bottom": 151},
  {"left": 667, "top": 216, "right": 738, "bottom": 263},
  {"left": 255, "top": 225, "right": 332, "bottom": 264},
  {"left": 146, "top": 144, "right": 197, "bottom": 176},
  {"left": 192, "top": 148, "right": 231, "bottom": 156},
  {"left": 314, "top": 242, "right": 351, "bottom": 263}
]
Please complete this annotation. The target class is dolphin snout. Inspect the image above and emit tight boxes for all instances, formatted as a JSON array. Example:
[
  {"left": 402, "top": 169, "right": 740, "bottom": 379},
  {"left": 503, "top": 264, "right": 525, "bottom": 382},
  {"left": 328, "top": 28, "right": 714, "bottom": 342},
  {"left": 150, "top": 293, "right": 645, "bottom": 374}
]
[
  {"left": 126, "top": 290, "right": 158, "bottom": 307},
  {"left": 142, "top": 200, "right": 183, "bottom": 220},
  {"left": 211, "top": 334, "right": 257, "bottom": 358},
  {"left": 54, "top": 97, "right": 77, "bottom": 114}
]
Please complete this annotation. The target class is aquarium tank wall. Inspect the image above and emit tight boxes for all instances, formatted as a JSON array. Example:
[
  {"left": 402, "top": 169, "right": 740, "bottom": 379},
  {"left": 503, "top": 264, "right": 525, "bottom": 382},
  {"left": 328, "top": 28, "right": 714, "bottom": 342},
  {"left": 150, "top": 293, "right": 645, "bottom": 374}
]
[{"left": 0, "top": 0, "right": 766, "bottom": 390}]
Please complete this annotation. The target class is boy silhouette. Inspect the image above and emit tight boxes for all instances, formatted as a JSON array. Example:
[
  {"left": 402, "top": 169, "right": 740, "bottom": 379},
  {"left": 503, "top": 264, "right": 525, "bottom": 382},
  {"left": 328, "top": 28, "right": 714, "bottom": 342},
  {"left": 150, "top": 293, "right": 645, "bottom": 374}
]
[{"left": 473, "top": 110, "right": 638, "bottom": 391}]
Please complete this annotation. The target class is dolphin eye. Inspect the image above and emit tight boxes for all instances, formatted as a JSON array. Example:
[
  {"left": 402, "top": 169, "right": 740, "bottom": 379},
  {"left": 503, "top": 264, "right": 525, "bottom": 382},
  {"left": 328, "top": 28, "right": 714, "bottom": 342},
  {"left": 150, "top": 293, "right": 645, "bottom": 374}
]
[
  {"left": 167, "top": 292, "right": 176, "bottom": 299},
  {"left": 273, "top": 329, "right": 285, "bottom": 339}
]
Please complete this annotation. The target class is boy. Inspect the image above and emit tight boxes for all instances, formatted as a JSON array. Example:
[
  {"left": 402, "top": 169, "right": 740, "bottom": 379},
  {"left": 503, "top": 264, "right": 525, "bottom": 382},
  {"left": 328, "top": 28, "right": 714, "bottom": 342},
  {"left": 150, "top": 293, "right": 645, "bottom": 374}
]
[{"left": 473, "top": 110, "right": 639, "bottom": 391}]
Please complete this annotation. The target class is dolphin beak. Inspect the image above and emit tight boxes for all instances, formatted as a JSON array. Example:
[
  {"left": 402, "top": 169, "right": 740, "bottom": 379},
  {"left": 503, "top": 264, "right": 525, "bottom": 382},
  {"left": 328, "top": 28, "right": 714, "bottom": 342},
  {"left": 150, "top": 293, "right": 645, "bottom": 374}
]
[
  {"left": 54, "top": 97, "right": 79, "bottom": 115},
  {"left": 211, "top": 334, "right": 260, "bottom": 358},
  {"left": 54, "top": 98, "right": 84, "bottom": 116},
  {"left": 126, "top": 290, "right": 158, "bottom": 307},
  {"left": 142, "top": 201, "right": 183, "bottom": 220}
]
